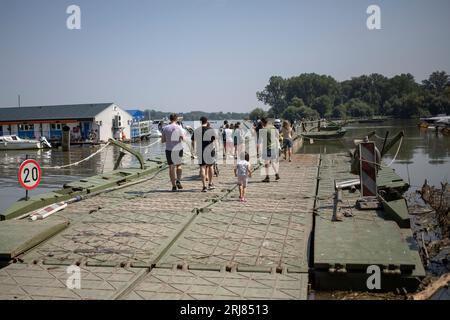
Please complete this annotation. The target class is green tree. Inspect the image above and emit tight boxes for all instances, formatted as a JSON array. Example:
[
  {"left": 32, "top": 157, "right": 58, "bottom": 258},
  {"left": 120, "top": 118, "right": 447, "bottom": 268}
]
[
  {"left": 424, "top": 95, "right": 450, "bottom": 115},
  {"left": 422, "top": 71, "right": 450, "bottom": 95},
  {"left": 282, "top": 105, "right": 319, "bottom": 122},
  {"left": 387, "top": 73, "right": 419, "bottom": 97},
  {"left": 388, "top": 93, "right": 427, "bottom": 118},
  {"left": 345, "top": 99, "right": 374, "bottom": 117},
  {"left": 256, "top": 76, "right": 287, "bottom": 117},
  {"left": 249, "top": 107, "right": 268, "bottom": 120},
  {"left": 282, "top": 106, "right": 299, "bottom": 122},
  {"left": 311, "top": 95, "right": 333, "bottom": 117},
  {"left": 257, "top": 71, "right": 449, "bottom": 119},
  {"left": 291, "top": 97, "right": 305, "bottom": 108},
  {"left": 285, "top": 73, "right": 339, "bottom": 107},
  {"left": 332, "top": 104, "right": 347, "bottom": 119},
  {"left": 341, "top": 74, "right": 389, "bottom": 112},
  {"left": 298, "top": 106, "right": 320, "bottom": 119}
]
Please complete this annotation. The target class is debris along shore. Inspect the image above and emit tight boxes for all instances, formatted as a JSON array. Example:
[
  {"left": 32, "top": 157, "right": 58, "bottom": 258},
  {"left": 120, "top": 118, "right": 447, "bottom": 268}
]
[
  {"left": 0, "top": 130, "right": 427, "bottom": 299},
  {"left": 408, "top": 182, "right": 450, "bottom": 300}
]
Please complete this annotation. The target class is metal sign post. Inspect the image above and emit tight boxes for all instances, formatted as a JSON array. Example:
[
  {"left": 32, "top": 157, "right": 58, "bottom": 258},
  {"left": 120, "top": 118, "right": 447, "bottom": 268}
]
[
  {"left": 25, "top": 155, "right": 28, "bottom": 200},
  {"left": 18, "top": 156, "right": 42, "bottom": 201}
]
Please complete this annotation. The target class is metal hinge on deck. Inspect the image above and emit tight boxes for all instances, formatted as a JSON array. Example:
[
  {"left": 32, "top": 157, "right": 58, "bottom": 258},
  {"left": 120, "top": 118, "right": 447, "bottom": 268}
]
[
  {"left": 328, "top": 264, "right": 347, "bottom": 274},
  {"left": 382, "top": 264, "right": 402, "bottom": 275},
  {"left": 356, "top": 196, "right": 381, "bottom": 210}
]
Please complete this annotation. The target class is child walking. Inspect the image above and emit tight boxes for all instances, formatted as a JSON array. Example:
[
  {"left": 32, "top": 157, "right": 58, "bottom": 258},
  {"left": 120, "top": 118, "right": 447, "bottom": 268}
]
[{"left": 234, "top": 152, "right": 252, "bottom": 202}]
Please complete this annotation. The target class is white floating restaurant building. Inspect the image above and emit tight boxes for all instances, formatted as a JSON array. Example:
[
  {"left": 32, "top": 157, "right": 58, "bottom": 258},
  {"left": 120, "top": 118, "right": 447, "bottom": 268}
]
[{"left": 0, "top": 103, "right": 132, "bottom": 143}]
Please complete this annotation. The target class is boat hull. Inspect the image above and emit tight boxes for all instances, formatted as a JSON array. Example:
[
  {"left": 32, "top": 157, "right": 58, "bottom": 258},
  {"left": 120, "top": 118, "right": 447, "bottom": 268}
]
[
  {"left": 358, "top": 119, "right": 385, "bottom": 124},
  {"left": 302, "top": 130, "right": 347, "bottom": 140},
  {"left": 320, "top": 126, "right": 342, "bottom": 131},
  {"left": 0, "top": 142, "right": 43, "bottom": 150}
]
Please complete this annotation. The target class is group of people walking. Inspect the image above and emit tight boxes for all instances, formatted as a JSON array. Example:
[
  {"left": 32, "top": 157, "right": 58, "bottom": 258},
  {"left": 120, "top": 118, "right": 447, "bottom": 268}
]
[
  {"left": 161, "top": 114, "right": 295, "bottom": 202},
  {"left": 220, "top": 120, "right": 245, "bottom": 159},
  {"left": 254, "top": 118, "right": 295, "bottom": 162}
]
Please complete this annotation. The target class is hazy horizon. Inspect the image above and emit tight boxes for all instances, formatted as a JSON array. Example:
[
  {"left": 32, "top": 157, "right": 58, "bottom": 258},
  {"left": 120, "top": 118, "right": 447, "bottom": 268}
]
[{"left": 1, "top": 0, "right": 450, "bottom": 112}]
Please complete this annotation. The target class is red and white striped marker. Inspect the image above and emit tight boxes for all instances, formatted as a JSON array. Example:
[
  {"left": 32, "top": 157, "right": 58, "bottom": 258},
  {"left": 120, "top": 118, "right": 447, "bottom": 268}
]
[
  {"left": 359, "top": 142, "right": 377, "bottom": 197},
  {"left": 29, "top": 201, "right": 67, "bottom": 221}
]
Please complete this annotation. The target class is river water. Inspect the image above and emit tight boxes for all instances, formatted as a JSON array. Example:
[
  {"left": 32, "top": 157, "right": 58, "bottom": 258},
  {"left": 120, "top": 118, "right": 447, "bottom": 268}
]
[
  {"left": 1, "top": 119, "right": 449, "bottom": 214},
  {"left": 299, "top": 119, "right": 450, "bottom": 190}
]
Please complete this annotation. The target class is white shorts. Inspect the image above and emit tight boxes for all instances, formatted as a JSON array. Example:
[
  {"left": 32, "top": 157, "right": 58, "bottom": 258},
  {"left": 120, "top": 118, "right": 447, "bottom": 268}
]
[{"left": 237, "top": 176, "right": 248, "bottom": 187}]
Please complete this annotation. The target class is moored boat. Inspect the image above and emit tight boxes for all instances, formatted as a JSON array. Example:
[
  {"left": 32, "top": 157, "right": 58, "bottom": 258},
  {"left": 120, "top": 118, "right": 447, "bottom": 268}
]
[
  {"left": 0, "top": 135, "right": 51, "bottom": 150},
  {"left": 320, "top": 125, "right": 342, "bottom": 131},
  {"left": 149, "top": 128, "right": 162, "bottom": 138},
  {"left": 358, "top": 117, "right": 385, "bottom": 124},
  {"left": 301, "top": 128, "right": 347, "bottom": 140},
  {"left": 420, "top": 114, "right": 450, "bottom": 125}
]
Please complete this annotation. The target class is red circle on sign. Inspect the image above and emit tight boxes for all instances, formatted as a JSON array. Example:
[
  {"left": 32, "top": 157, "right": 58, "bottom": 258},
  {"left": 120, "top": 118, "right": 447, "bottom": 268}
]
[{"left": 18, "top": 159, "right": 42, "bottom": 191}]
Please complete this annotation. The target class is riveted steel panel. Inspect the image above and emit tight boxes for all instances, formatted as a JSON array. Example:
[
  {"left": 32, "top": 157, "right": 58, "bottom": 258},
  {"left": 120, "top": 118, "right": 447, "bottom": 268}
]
[
  {"left": 0, "top": 217, "right": 69, "bottom": 260},
  {"left": 0, "top": 263, "right": 144, "bottom": 300},
  {"left": 122, "top": 268, "right": 308, "bottom": 300},
  {"left": 158, "top": 155, "right": 319, "bottom": 272}
]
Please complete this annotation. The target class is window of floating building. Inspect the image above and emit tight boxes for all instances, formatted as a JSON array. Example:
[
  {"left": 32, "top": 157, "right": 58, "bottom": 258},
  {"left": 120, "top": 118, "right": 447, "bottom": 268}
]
[
  {"left": 50, "top": 123, "right": 63, "bottom": 139},
  {"left": 18, "top": 124, "right": 35, "bottom": 138},
  {"left": 50, "top": 123, "right": 62, "bottom": 130},
  {"left": 18, "top": 124, "right": 34, "bottom": 131}
]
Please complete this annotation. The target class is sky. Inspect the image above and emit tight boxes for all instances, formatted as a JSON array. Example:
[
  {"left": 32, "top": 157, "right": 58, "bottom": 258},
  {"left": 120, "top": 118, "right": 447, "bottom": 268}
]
[{"left": 1, "top": 0, "right": 450, "bottom": 113}]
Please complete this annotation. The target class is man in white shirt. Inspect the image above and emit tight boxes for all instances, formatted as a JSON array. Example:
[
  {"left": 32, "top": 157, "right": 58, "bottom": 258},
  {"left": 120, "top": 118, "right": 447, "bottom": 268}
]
[{"left": 161, "top": 113, "right": 184, "bottom": 192}]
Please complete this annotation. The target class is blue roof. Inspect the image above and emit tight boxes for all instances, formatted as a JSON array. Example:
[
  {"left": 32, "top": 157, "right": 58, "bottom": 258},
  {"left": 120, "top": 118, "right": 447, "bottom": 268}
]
[{"left": 127, "top": 109, "right": 145, "bottom": 120}]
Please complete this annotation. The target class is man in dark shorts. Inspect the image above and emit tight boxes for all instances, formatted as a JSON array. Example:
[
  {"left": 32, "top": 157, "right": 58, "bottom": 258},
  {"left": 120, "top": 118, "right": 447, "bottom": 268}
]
[
  {"left": 192, "top": 116, "right": 218, "bottom": 192},
  {"left": 253, "top": 119, "right": 263, "bottom": 158},
  {"left": 221, "top": 120, "right": 228, "bottom": 158},
  {"left": 161, "top": 113, "right": 184, "bottom": 191},
  {"left": 260, "top": 118, "right": 280, "bottom": 183}
]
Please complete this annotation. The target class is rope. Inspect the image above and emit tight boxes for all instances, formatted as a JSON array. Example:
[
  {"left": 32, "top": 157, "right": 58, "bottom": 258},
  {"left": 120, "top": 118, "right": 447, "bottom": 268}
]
[
  {"left": 134, "top": 139, "right": 161, "bottom": 155},
  {"left": 102, "top": 141, "right": 109, "bottom": 173},
  {"left": 41, "top": 142, "right": 111, "bottom": 170},
  {"left": 356, "top": 136, "right": 404, "bottom": 168},
  {"left": 385, "top": 135, "right": 403, "bottom": 167}
]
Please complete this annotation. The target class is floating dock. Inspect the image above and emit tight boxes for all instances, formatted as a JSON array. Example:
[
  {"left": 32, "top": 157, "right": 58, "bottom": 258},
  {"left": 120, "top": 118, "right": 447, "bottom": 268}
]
[
  {"left": 314, "top": 153, "right": 425, "bottom": 292},
  {"left": 0, "top": 143, "right": 425, "bottom": 299}
]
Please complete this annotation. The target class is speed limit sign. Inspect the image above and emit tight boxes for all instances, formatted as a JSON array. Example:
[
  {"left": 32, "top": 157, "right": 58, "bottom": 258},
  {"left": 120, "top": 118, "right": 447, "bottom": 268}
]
[{"left": 18, "top": 159, "right": 42, "bottom": 191}]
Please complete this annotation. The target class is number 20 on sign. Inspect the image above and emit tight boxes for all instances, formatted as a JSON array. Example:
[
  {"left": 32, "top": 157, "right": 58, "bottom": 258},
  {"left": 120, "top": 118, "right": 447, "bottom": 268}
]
[{"left": 18, "top": 159, "right": 41, "bottom": 200}]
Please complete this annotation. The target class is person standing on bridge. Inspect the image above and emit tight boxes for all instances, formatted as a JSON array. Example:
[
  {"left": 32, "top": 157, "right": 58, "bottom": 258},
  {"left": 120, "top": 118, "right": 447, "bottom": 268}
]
[
  {"left": 225, "top": 124, "right": 234, "bottom": 158},
  {"left": 161, "top": 113, "right": 184, "bottom": 192},
  {"left": 192, "top": 116, "right": 218, "bottom": 192},
  {"left": 261, "top": 118, "right": 280, "bottom": 183},
  {"left": 282, "top": 120, "right": 293, "bottom": 162},
  {"left": 233, "top": 122, "right": 244, "bottom": 160},
  {"left": 220, "top": 120, "right": 228, "bottom": 158},
  {"left": 235, "top": 152, "right": 252, "bottom": 202}
]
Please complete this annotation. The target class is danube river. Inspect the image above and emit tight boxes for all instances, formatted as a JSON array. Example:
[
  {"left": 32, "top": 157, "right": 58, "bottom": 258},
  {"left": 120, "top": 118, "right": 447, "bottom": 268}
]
[{"left": 300, "top": 119, "right": 450, "bottom": 190}]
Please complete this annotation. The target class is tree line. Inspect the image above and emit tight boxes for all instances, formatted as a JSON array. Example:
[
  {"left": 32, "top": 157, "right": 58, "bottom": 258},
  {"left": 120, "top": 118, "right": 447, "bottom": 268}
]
[
  {"left": 252, "top": 71, "right": 450, "bottom": 122},
  {"left": 143, "top": 110, "right": 249, "bottom": 121}
]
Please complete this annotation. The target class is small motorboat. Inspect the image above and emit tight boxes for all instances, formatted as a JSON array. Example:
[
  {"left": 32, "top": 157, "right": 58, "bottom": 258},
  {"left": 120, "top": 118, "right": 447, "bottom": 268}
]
[
  {"left": 420, "top": 114, "right": 450, "bottom": 125},
  {"left": 358, "top": 117, "right": 385, "bottom": 124},
  {"left": 320, "top": 124, "right": 342, "bottom": 131},
  {"left": 149, "top": 128, "right": 162, "bottom": 138},
  {"left": 301, "top": 128, "right": 347, "bottom": 140},
  {"left": 0, "top": 135, "right": 52, "bottom": 150}
]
